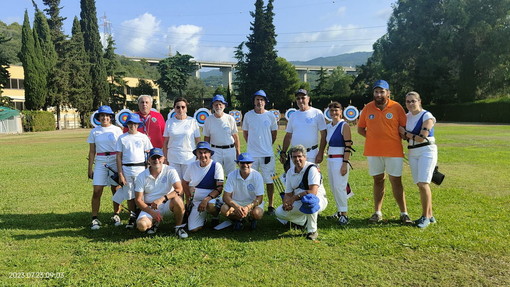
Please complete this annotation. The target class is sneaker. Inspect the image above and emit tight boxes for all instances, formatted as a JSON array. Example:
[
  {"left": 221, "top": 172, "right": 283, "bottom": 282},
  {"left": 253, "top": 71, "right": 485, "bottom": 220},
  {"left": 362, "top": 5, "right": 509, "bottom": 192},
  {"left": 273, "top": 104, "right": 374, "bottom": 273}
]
[
  {"left": 111, "top": 214, "right": 122, "bottom": 227},
  {"left": 400, "top": 214, "right": 413, "bottom": 225},
  {"left": 416, "top": 216, "right": 431, "bottom": 228},
  {"left": 91, "top": 218, "right": 101, "bottom": 230},
  {"left": 233, "top": 220, "right": 243, "bottom": 231},
  {"left": 327, "top": 212, "right": 341, "bottom": 220},
  {"left": 175, "top": 226, "right": 188, "bottom": 239},
  {"left": 368, "top": 213, "right": 382, "bottom": 223},
  {"left": 429, "top": 216, "right": 436, "bottom": 223},
  {"left": 147, "top": 222, "right": 159, "bottom": 235},
  {"left": 338, "top": 214, "right": 349, "bottom": 226},
  {"left": 267, "top": 206, "right": 275, "bottom": 216},
  {"left": 306, "top": 231, "right": 318, "bottom": 240},
  {"left": 290, "top": 222, "right": 305, "bottom": 230},
  {"left": 250, "top": 220, "right": 257, "bottom": 230},
  {"left": 125, "top": 216, "right": 136, "bottom": 229}
]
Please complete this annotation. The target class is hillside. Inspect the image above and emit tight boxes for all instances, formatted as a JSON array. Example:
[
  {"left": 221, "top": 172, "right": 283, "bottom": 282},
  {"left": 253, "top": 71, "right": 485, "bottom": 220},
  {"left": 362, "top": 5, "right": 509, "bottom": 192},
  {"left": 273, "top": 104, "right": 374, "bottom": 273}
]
[{"left": 290, "top": 51, "right": 372, "bottom": 67}]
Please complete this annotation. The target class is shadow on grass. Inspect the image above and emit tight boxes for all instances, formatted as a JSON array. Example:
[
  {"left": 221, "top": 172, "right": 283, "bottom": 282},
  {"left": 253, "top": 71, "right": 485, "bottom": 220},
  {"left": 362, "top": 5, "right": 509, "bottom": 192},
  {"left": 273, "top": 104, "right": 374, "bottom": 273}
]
[{"left": 1, "top": 212, "right": 411, "bottom": 243}]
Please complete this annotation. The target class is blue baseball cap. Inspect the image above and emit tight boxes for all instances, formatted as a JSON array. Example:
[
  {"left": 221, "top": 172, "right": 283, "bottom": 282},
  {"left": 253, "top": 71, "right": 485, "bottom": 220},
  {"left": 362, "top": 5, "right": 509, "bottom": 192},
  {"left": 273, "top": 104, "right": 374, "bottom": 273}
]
[
  {"left": 299, "top": 193, "right": 320, "bottom": 214},
  {"left": 235, "top": 152, "right": 254, "bottom": 163},
  {"left": 295, "top": 89, "right": 308, "bottom": 96},
  {"left": 94, "top": 105, "right": 115, "bottom": 120},
  {"left": 149, "top": 148, "right": 164, "bottom": 158},
  {"left": 253, "top": 90, "right": 269, "bottom": 103},
  {"left": 123, "top": 113, "right": 144, "bottom": 127},
  {"left": 211, "top": 94, "right": 228, "bottom": 107},
  {"left": 373, "top": 80, "right": 389, "bottom": 90},
  {"left": 193, "top": 141, "right": 215, "bottom": 156}
]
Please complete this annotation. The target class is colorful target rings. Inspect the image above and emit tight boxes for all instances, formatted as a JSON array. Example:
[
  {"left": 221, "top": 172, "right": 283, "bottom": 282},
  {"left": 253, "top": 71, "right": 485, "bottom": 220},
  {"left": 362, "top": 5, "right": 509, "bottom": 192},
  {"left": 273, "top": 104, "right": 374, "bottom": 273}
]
[
  {"left": 285, "top": 108, "right": 297, "bottom": 121},
  {"left": 324, "top": 108, "right": 332, "bottom": 122},
  {"left": 269, "top": 109, "right": 280, "bottom": 121},
  {"left": 343, "top": 106, "right": 360, "bottom": 121},
  {"left": 194, "top": 108, "right": 211, "bottom": 127},
  {"left": 90, "top": 111, "right": 101, "bottom": 128},
  {"left": 115, "top": 109, "right": 132, "bottom": 127},
  {"left": 229, "top": 110, "right": 243, "bottom": 124}
]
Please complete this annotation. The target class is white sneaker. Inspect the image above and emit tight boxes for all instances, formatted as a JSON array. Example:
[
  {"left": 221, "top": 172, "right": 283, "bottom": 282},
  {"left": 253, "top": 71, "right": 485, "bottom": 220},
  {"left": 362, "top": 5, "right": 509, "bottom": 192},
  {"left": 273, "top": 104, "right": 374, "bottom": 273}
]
[
  {"left": 111, "top": 214, "right": 122, "bottom": 227},
  {"left": 147, "top": 222, "right": 159, "bottom": 235},
  {"left": 91, "top": 219, "right": 101, "bottom": 230},
  {"left": 175, "top": 226, "right": 188, "bottom": 239}
]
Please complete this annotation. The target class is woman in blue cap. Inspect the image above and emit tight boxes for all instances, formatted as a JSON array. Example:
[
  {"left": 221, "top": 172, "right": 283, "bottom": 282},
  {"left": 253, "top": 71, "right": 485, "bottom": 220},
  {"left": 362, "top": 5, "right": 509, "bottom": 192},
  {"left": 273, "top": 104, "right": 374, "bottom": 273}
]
[{"left": 87, "top": 105, "right": 123, "bottom": 230}]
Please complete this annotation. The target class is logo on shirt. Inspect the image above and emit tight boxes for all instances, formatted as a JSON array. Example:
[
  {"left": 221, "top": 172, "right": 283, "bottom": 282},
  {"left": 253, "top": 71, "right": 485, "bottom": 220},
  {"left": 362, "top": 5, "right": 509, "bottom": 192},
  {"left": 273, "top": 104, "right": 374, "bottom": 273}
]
[
  {"left": 368, "top": 114, "right": 375, "bottom": 120},
  {"left": 305, "top": 118, "right": 313, "bottom": 124},
  {"left": 247, "top": 184, "right": 255, "bottom": 192},
  {"left": 135, "top": 141, "right": 142, "bottom": 148},
  {"left": 108, "top": 133, "right": 115, "bottom": 140},
  {"left": 386, "top": 113, "right": 393, "bottom": 119},
  {"left": 264, "top": 120, "right": 270, "bottom": 126},
  {"left": 161, "top": 175, "right": 168, "bottom": 184},
  {"left": 152, "top": 117, "right": 157, "bottom": 123}
]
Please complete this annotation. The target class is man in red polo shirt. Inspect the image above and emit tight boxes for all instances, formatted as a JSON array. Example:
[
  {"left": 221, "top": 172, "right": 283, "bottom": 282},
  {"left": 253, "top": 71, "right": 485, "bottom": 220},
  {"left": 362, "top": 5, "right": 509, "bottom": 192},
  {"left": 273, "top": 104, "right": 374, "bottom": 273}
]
[
  {"left": 357, "top": 80, "right": 412, "bottom": 225},
  {"left": 127, "top": 95, "right": 165, "bottom": 148}
]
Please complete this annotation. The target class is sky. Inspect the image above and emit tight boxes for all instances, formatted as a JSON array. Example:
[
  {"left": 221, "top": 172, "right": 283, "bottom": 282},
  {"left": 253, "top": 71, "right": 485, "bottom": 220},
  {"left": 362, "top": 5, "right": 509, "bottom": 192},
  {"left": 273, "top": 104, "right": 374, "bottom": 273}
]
[{"left": 1, "top": 0, "right": 397, "bottom": 62}]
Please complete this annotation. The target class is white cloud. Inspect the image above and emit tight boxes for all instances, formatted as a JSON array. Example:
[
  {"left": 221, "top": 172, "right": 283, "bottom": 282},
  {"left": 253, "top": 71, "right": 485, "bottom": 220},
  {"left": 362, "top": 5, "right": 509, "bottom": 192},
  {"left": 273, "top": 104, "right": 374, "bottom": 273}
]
[
  {"left": 116, "top": 13, "right": 161, "bottom": 57},
  {"left": 165, "top": 24, "right": 202, "bottom": 56},
  {"left": 336, "top": 7, "right": 347, "bottom": 16}
]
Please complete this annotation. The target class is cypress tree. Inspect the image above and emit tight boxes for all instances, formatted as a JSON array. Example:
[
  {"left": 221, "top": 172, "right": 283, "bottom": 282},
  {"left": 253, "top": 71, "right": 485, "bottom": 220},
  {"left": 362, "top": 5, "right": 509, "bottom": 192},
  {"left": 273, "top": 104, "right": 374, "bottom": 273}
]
[
  {"left": 69, "top": 16, "right": 93, "bottom": 127},
  {"left": 0, "top": 34, "right": 10, "bottom": 94},
  {"left": 80, "top": 0, "right": 108, "bottom": 108},
  {"left": 19, "top": 11, "right": 46, "bottom": 110}
]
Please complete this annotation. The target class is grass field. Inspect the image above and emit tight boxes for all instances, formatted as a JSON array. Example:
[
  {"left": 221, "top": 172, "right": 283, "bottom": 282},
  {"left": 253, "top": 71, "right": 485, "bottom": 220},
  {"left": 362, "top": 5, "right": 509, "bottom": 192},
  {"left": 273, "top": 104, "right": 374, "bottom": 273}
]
[{"left": 1, "top": 123, "right": 509, "bottom": 286}]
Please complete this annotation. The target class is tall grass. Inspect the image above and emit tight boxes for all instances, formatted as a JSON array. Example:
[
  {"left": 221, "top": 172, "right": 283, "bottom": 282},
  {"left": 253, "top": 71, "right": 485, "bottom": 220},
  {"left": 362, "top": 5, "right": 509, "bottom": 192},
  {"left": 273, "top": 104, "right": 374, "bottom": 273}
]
[{"left": 0, "top": 124, "right": 509, "bottom": 286}]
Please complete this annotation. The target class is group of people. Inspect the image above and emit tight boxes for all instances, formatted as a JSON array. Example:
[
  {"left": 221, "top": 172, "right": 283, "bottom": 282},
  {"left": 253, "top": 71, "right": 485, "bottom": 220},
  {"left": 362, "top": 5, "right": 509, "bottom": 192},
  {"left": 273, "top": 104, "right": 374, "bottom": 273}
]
[{"left": 86, "top": 80, "right": 439, "bottom": 241}]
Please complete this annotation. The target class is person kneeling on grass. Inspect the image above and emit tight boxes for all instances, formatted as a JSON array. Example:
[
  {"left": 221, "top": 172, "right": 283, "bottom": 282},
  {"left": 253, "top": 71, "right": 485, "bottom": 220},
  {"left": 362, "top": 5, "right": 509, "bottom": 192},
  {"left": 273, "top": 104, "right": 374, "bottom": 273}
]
[
  {"left": 221, "top": 153, "right": 264, "bottom": 231},
  {"left": 182, "top": 142, "right": 225, "bottom": 232},
  {"left": 134, "top": 148, "right": 188, "bottom": 238},
  {"left": 275, "top": 145, "right": 328, "bottom": 240}
]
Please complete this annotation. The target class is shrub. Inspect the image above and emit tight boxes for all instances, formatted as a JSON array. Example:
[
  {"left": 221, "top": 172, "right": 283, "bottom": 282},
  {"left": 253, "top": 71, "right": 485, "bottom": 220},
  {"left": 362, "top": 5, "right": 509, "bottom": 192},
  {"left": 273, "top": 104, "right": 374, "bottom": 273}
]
[{"left": 21, "top": 110, "right": 55, "bottom": 132}]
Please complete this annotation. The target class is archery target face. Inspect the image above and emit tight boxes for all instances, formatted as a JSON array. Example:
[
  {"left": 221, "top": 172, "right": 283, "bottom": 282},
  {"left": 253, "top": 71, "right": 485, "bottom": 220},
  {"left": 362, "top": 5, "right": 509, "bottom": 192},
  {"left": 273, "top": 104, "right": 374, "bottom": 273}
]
[
  {"left": 168, "top": 109, "right": 176, "bottom": 120},
  {"left": 229, "top": 110, "right": 242, "bottom": 123},
  {"left": 324, "top": 108, "right": 332, "bottom": 122},
  {"left": 194, "top": 108, "right": 211, "bottom": 127},
  {"left": 115, "top": 109, "right": 132, "bottom": 127},
  {"left": 90, "top": 111, "right": 100, "bottom": 127},
  {"left": 269, "top": 109, "right": 280, "bottom": 121},
  {"left": 285, "top": 108, "right": 297, "bottom": 121},
  {"left": 343, "top": 106, "right": 360, "bottom": 121}
]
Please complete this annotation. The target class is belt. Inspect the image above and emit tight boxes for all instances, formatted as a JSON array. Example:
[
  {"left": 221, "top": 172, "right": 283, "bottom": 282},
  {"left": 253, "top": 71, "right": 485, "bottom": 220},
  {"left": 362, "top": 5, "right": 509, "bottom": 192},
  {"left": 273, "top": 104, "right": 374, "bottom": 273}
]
[
  {"left": 123, "top": 162, "right": 146, "bottom": 166},
  {"left": 97, "top": 152, "right": 117, "bottom": 156},
  {"left": 328, "top": 154, "right": 344, "bottom": 158},
  {"left": 211, "top": 144, "right": 235, "bottom": 149},
  {"left": 408, "top": 142, "right": 432, "bottom": 149},
  {"left": 306, "top": 145, "right": 318, "bottom": 152}
]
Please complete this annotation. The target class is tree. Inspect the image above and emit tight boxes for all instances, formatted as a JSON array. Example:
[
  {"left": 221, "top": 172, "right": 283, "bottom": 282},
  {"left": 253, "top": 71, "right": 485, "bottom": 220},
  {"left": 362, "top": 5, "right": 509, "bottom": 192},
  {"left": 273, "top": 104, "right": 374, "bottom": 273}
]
[
  {"left": 236, "top": 0, "right": 277, "bottom": 110},
  {"left": 80, "top": 0, "right": 108, "bottom": 108},
  {"left": 312, "top": 67, "right": 331, "bottom": 97},
  {"left": 104, "top": 35, "right": 127, "bottom": 110},
  {"left": 156, "top": 52, "right": 196, "bottom": 100},
  {"left": 68, "top": 16, "right": 92, "bottom": 127},
  {"left": 43, "top": 0, "right": 68, "bottom": 129},
  {"left": 19, "top": 11, "right": 46, "bottom": 110},
  {"left": 0, "top": 33, "right": 10, "bottom": 96},
  {"left": 0, "top": 21, "right": 22, "bottom": 64}
]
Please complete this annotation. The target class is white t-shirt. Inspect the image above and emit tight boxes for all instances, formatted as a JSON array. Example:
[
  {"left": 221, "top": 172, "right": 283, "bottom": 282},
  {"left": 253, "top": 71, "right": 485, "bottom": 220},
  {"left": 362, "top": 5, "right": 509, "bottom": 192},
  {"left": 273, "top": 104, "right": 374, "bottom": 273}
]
[
  {"left": 202, "top": 113, "right": 238, "bottom": 146},
  {"left": 406, "top": 110, "right": 436, "bottom": 145},
  {"left": 134, "top": 164, "right": 180, "bottom": 203},
  {"left": 242, "top": 110, "right": 278, "bottom": 157},
  {"left": 284, "top": 162, "right": 326, "bottom": 199},
  {"left": 224, "top": 168, "right": 265, "bottom": 206},
  {"left": 87, "top": 125, "right": 123, "bottom": 153},
  {"left": 163, "top": 116, "right": 201, "bottom": 164},
  {"left": 116, "top": 132, "right": 153, "bottom": 163},
  {"left": 183, "top": 160, "right": 224, "bottom": 201},
  {"left": 286, "top": 107, "right": 327, "bottom": 149},
  {"left": 326, "top": 119, "right": 346, "bottom": 155}
]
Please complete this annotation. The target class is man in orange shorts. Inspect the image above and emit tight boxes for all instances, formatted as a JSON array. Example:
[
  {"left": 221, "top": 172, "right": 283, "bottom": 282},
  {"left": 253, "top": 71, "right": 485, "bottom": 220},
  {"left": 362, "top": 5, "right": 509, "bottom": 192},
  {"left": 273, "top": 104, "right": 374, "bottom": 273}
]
[{"left": 357, "top": 80, "right": 412, "bottom": 225}]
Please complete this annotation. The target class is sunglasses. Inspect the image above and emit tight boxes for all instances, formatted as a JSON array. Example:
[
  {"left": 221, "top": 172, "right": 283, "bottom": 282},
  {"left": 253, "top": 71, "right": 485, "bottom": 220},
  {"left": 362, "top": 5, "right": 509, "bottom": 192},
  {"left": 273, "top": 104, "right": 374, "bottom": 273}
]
[
  {"left": 175, "top": 106, "right": 186, "bottom": 109},
  {"left": 406, "top": 100, "right": 418, "bottom": 104}
]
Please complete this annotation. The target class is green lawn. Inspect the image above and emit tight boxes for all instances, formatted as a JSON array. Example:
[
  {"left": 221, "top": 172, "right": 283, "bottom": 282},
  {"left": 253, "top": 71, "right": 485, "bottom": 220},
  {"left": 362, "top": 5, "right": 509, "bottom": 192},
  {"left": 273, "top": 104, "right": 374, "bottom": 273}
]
[{"left": 1, "top": 124, "right": 509, "bottom": 286}]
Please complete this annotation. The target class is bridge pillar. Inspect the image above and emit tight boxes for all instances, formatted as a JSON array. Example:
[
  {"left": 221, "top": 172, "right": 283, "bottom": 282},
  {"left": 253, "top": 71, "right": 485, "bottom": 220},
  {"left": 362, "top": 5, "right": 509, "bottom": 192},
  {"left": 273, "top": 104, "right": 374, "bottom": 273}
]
[
  {"left": 194, "top": 64, "right": 202, "bottom": 78},
  {"left": 220, "top": 67, "right": 233, "bottom": 91},
  {"left": 297, "top": 70, "right": 308, "bottom": 83}
]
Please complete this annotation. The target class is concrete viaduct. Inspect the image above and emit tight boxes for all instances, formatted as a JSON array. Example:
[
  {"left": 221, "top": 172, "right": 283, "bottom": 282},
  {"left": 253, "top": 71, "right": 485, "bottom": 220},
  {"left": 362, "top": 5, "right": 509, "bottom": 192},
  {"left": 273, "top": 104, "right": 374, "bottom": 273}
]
[{"left": 127, "top": 57, "right": 356, "bottom": 90}]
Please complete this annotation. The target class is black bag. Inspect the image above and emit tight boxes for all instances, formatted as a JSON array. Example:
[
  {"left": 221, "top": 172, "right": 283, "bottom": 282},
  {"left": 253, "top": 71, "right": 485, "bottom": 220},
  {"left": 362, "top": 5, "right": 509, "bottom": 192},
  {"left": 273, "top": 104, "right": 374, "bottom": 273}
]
[{"left": 431, "top": 166, "right": 445, "bottom": 185}]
